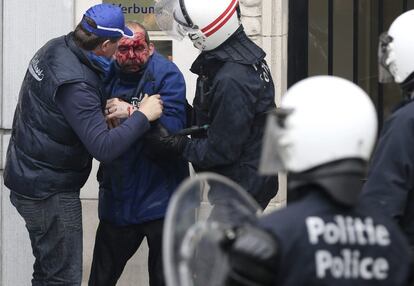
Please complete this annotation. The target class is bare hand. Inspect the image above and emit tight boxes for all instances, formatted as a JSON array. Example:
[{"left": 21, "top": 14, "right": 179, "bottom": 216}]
[
  {"left": 105, "top": 98, "right": 131, "bottom": 119},
  {"left": 138, "top": 94, "right": 163, "bottom": 122}
]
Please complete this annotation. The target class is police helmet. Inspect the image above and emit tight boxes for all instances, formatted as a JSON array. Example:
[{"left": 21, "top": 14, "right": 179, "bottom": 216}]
[
  {"left": 379, "top": 10, "right": 414, "bottom": 83},
  {"left": 260, "top": 76, "right": 377, "bottom": 174},
  {"left": 155, "top": 0, "right": 240, "bottom": 51}
]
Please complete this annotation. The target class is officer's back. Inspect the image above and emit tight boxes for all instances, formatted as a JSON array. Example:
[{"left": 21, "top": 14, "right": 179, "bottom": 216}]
[{"left": 259, "top": 189, "right": 411, "bottom": 285}]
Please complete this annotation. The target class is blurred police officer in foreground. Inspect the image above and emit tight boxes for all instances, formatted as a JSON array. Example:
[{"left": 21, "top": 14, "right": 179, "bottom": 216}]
[
  {"left": 361, "top": 10, "right": 414, "bottom": 258},
  {"left": 153, "top": 0, "right": 278, "bottom": 208},
  {"left": 224, "top": 76, "right": 413, "bottom": 285}
]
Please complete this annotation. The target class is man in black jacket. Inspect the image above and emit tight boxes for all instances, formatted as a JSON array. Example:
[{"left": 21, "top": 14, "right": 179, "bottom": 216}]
[
  {"left": 154, "top": 0, "right": 278, "bottom": 208},
  {"left": 4, "top": 4, "right": 163, "bottom": 285}
]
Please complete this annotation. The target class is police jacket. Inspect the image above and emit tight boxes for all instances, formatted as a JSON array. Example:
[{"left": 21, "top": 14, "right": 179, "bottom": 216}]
[
  {"left": 98, "top": 52, "right": 188, "bottom": 225},
  {"left": 4, "top": 33, "right": 105, "bottom": 199},
  {"left": 183, "top": 27, "right": 278, "bottom": 208},
  {"left": 259, "top": 189, "right": 412, "bottom": 285},
  {"left": 361, "top": 99, "right": 414, "bottom": 247}
]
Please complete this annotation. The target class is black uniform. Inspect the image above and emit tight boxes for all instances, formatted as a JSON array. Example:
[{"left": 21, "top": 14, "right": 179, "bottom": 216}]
[
  {"left": 259, "top": 189, "right": 412, "bottom": 285},
  {"left": 182, "top": 26, "right": 278, "bottom": 208},
  {"left": 225, "top": 160, "right": 413, "bottom": 286},
  {"left": 361, "top": 98, "right": 414, "bottom": 251}
]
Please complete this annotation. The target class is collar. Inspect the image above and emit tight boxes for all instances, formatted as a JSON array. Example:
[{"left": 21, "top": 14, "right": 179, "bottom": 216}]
[
  {"left": 190, "top": 26, "right": 266, "bottom": 74},
  {"left": 87, "top": 52, "right": 111, "bottom": 75},
  {"left": 66, "top": 32, "right": 105, "bottom": 77},
  {"left": 112, "top": 57, "right": 152, "bottom": 84},
  {"left": 288, "top": 159, "right": 367, "bottom": 207}
]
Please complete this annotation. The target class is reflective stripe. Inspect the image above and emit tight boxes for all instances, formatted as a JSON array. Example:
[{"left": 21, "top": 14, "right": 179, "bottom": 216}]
[
  {"left": 96, "top": 25, "right": 132, "bottom": 38},
  {"left": 201, "top": 0, "right": 238, "bottom": 37}
]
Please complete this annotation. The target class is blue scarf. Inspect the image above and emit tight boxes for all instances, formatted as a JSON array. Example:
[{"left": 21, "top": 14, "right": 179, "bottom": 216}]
[{"left": 87, "top": 52, "right": 112, "bottom": 75}]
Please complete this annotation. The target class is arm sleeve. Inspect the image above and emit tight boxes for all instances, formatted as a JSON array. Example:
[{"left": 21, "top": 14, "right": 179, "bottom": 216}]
[
  {"left": 361, "top": 107, "right": 414, "bottom": 220},
  {"left": 183, "top": 74, "right": 257, "bottom": 168},
  {"left": 158, "top": 67, "right": 187, "bottom": 132},
  {"left": 55, "top": 82, "right": 150, "bottom": 163}
]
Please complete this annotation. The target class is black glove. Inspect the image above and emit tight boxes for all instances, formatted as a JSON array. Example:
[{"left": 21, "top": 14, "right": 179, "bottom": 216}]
[
  {"left": 224, "top": 226, "right": 278, "bottom": 286},
  {"left": 143, "top": 123, "right": 189, "bottom": 161},
  {"left": 158, "top": 133, "right": 189, "bottom": 155}
]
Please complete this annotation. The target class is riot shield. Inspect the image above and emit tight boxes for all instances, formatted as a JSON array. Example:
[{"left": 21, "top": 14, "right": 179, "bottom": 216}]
[{"left": 163, "top": 172, "right": 262, "bottom": 286}]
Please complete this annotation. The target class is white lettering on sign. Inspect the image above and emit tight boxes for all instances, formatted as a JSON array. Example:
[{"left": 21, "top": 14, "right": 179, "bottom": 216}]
[{"left": 116, "top": 3, "right": 154, "bottom": 14}]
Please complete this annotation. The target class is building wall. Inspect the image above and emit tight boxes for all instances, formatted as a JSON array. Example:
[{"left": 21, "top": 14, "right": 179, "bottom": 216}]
[
  {"left": 0, "top": 2, "right": 75, "bottom": 285},
  {"left": 0, "top": 0, "right": 286, "bottom": 285}
]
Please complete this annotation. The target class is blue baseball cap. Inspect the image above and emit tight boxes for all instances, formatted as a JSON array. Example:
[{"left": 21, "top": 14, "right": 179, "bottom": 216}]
[{"left": 81, "top": 4, "right": 133, "bottom": 38}]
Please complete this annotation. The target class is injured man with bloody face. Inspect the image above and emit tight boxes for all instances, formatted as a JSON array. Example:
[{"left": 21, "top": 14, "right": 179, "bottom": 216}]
[
  {"left": 88, "top": 21, "right": 189, "bottom": 286},
  {"left": 115, "top": 25, "right": 154, "bottom": 73}
]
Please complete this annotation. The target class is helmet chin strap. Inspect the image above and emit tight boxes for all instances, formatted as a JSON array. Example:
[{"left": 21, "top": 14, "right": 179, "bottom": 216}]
[{"left": 178, "top": 0, "right": 196, "bottom": 29}]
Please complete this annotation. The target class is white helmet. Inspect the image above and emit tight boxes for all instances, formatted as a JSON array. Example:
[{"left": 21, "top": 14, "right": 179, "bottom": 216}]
[
  {"left": 379, "top": 10, "right": 414, "bottom": 83},
  {"left": 155, "top": 0, "right": 240, "bottom": 51},
  {"left": 260, "top": 76, "right": 378, "bottom": 174}
]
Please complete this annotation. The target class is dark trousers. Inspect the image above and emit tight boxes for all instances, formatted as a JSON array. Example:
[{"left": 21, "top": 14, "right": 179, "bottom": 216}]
[
  {"left": 88, "top": 219, "right": 165, "bottom": 286},
  {"left": 10, "top": 191, "right": 83, "bottom": 286},
  {"left": 411, "top": 247, "right": 414, "bottom": 286}
]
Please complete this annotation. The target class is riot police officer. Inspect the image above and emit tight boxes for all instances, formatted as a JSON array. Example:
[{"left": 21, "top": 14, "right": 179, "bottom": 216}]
[
  {"left": 224, "top": 76, "right": 413, "bottom": 285},
  {"left": 360, "top": 10, "right": 414, "bottom": 258},
  {"left": 153, "top": 0, "right": 278, "bottom": 208}
]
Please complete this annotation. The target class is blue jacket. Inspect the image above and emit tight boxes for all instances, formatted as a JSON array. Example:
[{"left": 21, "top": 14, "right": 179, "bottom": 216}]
[{"left": 98, "top": 52, "right": 189, "bottom": 225}]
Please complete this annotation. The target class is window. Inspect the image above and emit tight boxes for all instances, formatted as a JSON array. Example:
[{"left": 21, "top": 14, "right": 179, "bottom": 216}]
[{"left": 289, "top": 0, "right": 414, "bottom": 129}]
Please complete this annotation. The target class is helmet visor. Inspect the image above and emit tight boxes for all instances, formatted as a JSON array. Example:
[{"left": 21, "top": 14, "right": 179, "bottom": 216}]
[
  {"left": 378, "top": 32, "right": 395, "bottom": 83},
  {"left": 259, "top": 108, "right": 293, "bottom": 175},
  {"left": 155, "top": 0, "right": 199, "bottom": 40}
]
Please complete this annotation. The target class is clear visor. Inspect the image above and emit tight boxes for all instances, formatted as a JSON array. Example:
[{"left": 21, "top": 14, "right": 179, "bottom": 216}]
[
  {"left": 259, "top": 108, "right": 293, "bottom": 175},
  {"left": 155, "top": 0, "right": 199, "bottom": 40},
  {"left": 378, "top": 32, "right": 394, "bottom": 83}
]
